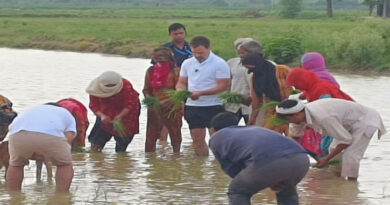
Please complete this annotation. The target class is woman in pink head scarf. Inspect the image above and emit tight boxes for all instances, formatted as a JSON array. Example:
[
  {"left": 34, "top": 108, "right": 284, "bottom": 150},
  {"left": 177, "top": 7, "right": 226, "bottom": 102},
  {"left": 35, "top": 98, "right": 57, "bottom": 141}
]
[{"left": 301, "top": 52, "right": 339, "bottom": 87}]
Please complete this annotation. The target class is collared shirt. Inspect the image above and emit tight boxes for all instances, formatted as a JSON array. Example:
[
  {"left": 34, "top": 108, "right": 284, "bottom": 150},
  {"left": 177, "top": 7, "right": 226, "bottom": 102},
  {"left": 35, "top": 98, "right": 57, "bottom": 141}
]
[
  {"left": 225, "top": 57, "right": 251, "bottom": 114},
  {"left": 164, "top": 41, "right": 192, "bottom": 68},
  {"left": 289, "top": 98, "right": 386, "bottom": 144},
  {"left": 180, "top": 51, "right": 230, "bottom": 106}
]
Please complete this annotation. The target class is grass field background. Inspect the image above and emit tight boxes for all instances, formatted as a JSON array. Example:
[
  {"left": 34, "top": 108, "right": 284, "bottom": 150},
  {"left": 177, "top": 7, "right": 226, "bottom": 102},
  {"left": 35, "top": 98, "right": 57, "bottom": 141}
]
[{"left": 0, "top": 8, "right": 389, "bottom": 71}]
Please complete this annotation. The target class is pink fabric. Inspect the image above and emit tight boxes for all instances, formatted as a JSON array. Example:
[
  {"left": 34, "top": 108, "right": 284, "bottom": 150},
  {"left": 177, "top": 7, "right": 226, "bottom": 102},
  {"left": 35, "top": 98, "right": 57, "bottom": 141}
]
[
  {"left": 300, "top": 129, "right": 323, "bottom": 155},
  {"left": 150, "top": 62, "right": 172, "bottom": 89},
  {"left": 301, "top": 52, "right": 339, "bottom": 87}
]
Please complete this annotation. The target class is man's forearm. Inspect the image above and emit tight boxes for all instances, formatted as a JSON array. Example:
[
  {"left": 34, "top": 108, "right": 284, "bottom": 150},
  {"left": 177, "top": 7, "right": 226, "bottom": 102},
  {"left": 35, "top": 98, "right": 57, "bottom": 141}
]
[
  {"left": 197, "top": 84, "right": 229, "bottom": 96},
  {"left": 325, "top": 143, "right": 349, "bottom": 161}
]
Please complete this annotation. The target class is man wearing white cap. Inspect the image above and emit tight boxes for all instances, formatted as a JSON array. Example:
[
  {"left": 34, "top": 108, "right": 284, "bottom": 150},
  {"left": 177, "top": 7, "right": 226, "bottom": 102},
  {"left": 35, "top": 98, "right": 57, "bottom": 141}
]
[{"left": 276, "top": 98, "right": 386, "bottom": 180}]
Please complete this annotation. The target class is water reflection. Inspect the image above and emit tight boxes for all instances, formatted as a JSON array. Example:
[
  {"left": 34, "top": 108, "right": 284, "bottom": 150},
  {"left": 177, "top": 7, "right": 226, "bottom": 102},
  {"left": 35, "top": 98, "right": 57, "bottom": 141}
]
[{"left": 0, "top": 48, "right": 389, "bottom": 204}]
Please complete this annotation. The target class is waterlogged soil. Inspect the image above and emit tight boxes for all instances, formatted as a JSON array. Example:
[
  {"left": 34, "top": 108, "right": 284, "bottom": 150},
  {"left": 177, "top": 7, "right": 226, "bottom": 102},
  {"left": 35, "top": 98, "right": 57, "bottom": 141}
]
[{"left": 0, "top": 48, "right": 389, "bottom": 204}]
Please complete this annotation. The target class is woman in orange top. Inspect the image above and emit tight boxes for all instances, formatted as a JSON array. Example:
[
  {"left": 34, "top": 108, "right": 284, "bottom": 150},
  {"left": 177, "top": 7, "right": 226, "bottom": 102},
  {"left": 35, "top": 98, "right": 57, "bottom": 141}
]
[{"left": 143, "top": 47, "right": 182, "bottom": 153}]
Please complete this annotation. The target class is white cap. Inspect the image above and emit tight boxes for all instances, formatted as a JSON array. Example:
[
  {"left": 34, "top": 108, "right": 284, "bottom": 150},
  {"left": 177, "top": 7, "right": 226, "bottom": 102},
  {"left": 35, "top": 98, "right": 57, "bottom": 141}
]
[{"left": 276, "top": 100, "right": 305, "bottom": 114}]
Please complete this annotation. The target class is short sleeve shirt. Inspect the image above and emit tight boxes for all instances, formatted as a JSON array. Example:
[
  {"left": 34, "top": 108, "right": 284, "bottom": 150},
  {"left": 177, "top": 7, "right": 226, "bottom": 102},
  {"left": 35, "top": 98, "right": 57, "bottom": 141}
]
[
  {"left": 9, "top": 105, "right": 76, "bottom": 138},
  {"left": 180, "top": 51, "right": 230, "bottom": 106}
]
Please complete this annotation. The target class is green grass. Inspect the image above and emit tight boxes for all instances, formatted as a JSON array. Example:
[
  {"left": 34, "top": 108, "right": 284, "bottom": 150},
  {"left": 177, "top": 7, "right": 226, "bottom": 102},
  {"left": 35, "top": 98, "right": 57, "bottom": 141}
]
[{"left": 0, "top": 8, "right": 389, "bottom": 70}]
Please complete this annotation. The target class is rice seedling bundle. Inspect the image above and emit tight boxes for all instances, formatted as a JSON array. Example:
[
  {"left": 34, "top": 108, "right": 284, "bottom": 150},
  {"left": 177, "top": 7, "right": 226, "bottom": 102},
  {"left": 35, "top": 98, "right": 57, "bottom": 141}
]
[
  {"left": 165, "top": 89, "right": 192, "bottom": 117},
  {"left": 113, "top": 120, "right": 126, "bottom": 137},
  {"left": 261, "top": 100, "right": 287, "bottom": 126},
  {"left": 265, "top": 115, "right": 288, "bottom": 126},
  {"left": 291, "top": 89, "right": 301, "bottom": 94},
  {"left": 142, "top": 96, "right": 159, "bottom": 108},
  {"left": 218, "top": 92, "right": 243, "bottom": 105}
]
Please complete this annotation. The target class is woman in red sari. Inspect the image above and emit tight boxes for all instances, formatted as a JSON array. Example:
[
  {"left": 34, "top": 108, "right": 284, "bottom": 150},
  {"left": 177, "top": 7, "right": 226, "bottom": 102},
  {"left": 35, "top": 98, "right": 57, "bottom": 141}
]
[
  {"left": 86, "top": 71, "right": 140, "bottom": 152},
  {"left": 143, "top": 47, "right": 182, "bottom": 153}
]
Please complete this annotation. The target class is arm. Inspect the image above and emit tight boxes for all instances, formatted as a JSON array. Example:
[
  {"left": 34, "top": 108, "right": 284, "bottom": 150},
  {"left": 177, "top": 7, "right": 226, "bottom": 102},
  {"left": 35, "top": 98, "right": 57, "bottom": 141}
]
[
  {"left": 114, "top": 108, "right": 131, "bottom": 121},
  {"left": 142, "top": 68, "right": 152, "bottom": 97},
  {"left": 315, "top": 143, "right": 349, "bottom": 168},
  {"left": 210, "top": 146, "right": 243, "bottom": 178},
  {"left": 173, "top": 67, "right": 181, "bottom": 86},
  {"left": 175, "top": 76, "right": 188, "bottom": 91},
  {"left": 89, "top": 96, "right": 111, "bottom": 123},
  {"left": 190, "top": 78, "right": 230, "bottom": 100},
  {"left": 248, "top": 85, "right": 263, "bottom": 125},
  {"left": 217, "top": 158, "right": 244, "bottom": 178},
  {"left": 119, "top": 83, "right": 140, "bottom": 121},
  {"left": 64, "top": 131, "right": 76, "bottom": 144}
]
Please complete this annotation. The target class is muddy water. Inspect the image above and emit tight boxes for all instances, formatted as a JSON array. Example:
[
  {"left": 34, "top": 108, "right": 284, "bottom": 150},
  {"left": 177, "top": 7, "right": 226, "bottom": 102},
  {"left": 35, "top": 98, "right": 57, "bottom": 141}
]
[{"left": 0, "top": 48, "right": 389, "bottom": 204}]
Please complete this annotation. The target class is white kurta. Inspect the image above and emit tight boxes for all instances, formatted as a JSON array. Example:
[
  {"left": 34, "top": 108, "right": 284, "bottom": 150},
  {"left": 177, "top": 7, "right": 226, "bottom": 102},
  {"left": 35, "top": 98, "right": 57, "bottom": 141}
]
[
  {"left": 225, "top": 57, "right": 251, "bottom": 115},
  {"left": 290, "top": 98, "right": 386, "bottom": 178}
]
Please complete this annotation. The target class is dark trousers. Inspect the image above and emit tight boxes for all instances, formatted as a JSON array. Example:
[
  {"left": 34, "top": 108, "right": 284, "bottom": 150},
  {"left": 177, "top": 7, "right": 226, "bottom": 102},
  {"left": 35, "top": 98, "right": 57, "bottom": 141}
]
[
  {"left": 88, "top": 117, "right": 134, "bottom": 152},
  {"left": 232, "top": 108, "right": 249, "bottom": 125},
  {"left": 228, "top": 153, "right": 309, "bottom": 205}
]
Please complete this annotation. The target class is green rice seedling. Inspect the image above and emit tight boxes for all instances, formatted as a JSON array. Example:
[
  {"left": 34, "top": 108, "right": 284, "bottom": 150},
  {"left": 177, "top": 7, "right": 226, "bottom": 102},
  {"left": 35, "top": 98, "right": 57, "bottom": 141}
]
[
  {"left": 265, "top": 115, "right": 288, "bottom": 126},
  {"left": 113, "top": 120, "right": 126, "bottom": 137},
  {"left": 290, "top": 89, "right": 301, "bottom": 94},
  {"left": 165, "top": 89, "right": 191, "bottom": 117},
  {"left": 261, "top": 101, "right": 287, "bottom": 126},
  {"left": 261, "top": 100, "right": 280, "bottom": 111},
  {"left": 71, "top": 146, "right": 85, "bottom": 153},
  {"left": 328, "top": 159, "right": 341, "bottom": 165},
  {"left": 142, "top": 96, "right": 159, "bottom": 108},
  {"left": 218, "top": 92, "right": 243, "bottom": 105}
]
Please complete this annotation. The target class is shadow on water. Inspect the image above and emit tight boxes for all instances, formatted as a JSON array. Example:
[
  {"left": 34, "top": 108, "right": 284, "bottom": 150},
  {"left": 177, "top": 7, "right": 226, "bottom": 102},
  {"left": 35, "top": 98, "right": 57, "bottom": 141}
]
[{"left": 0, "top": 48, "right": 389, "bottom": 204}]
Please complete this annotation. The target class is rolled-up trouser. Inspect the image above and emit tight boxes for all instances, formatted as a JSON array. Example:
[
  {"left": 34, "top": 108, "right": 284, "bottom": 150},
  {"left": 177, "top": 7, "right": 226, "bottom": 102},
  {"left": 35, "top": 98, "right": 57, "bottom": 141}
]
[
  {"left": 228, "top": 153, "right": 309, "bottom": 205},
  {"left": 88, "top": 117, "right": 134, "bottom": 152}
]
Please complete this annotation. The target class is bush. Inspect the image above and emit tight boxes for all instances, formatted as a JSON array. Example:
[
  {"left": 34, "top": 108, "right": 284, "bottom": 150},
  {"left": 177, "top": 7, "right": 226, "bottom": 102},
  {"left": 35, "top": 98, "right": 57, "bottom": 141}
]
[
  {"left": 263, "top": 34, "right": 304, "bottom": 64},
  {"left": 327, "top": 26, "right": 386, "bottom": 68},
  {"left": 280, "top": 0, "right": 303, "bottom": 18}
]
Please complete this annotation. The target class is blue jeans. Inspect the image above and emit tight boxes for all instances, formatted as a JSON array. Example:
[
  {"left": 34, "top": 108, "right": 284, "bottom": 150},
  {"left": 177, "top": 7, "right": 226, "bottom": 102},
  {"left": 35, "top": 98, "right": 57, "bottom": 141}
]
[{"left": 228, "top": 153, "right": 309, "bottom": 205}]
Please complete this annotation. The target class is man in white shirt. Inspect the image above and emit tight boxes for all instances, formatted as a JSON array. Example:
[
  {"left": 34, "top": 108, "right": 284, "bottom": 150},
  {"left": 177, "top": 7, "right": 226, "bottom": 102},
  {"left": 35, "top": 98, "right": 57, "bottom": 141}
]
[
  {"left": 7, "top": 103, "right": 76, "bottom": 192},
  {"left": 176, "top": 36, "right": 230, "bottom": 156},
  {"left": 276, "top": 98, "right": 386, "bottom": 180}
]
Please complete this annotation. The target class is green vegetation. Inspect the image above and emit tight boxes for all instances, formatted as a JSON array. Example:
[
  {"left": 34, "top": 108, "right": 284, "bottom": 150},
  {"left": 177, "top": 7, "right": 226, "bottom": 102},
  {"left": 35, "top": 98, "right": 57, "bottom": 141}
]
[
  {"left": 142, "top": 96, "right": 160, "bottom": 108},
  {"left": 218, "top": 92, "right": 243, "bottom": 105},
  {"left": 165, "top": 90, "right": 191, "bottom": 117},
  {"left": 0, "top": 8, "right": 389, "bottom": 71},
  {"left": 113, "top": 120, "right": 126, "bottom": 137},
  {"left": 263, "top": 33, "right": 304, "bottom": 64}
]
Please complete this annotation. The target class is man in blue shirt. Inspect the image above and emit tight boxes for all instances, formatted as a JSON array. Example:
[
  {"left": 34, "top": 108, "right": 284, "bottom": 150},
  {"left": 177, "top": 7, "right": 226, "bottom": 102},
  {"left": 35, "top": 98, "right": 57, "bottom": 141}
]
[
  {"left": 158, "top": 23, "right": 193, "bottom": 143},
  {"left": 163, "top": 23, "right": 192, "bottom": 68},
  {"left": 209, "top": 112, "right": 309, "bottom": 205}
]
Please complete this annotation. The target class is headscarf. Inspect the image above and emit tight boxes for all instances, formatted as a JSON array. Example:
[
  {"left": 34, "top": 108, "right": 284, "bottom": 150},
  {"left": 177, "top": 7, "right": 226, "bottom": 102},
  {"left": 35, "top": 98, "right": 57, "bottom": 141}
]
[
  {"left": 276, "top": 99, "right": 305, "bottom": 114},
  {"left": 57, "top": 98, "right": 89, "bottom": 147},
  {"left": 150, "top": 62, "right": 173, "bottom": 89},
  {"left": 57, "top": 98, "right": 88, "bottom": 122},
  {"left": 287, "top": 68, "right": 353, "bottom": 102},
  {"left": 242, "top": 54, "right": 281, "bottom": 101},
  {"left": 86, "top": 71, "right": 123, "bottom": 98},
  {"left": 301, "top": 52, "right": 339, "bottom": 87}
]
